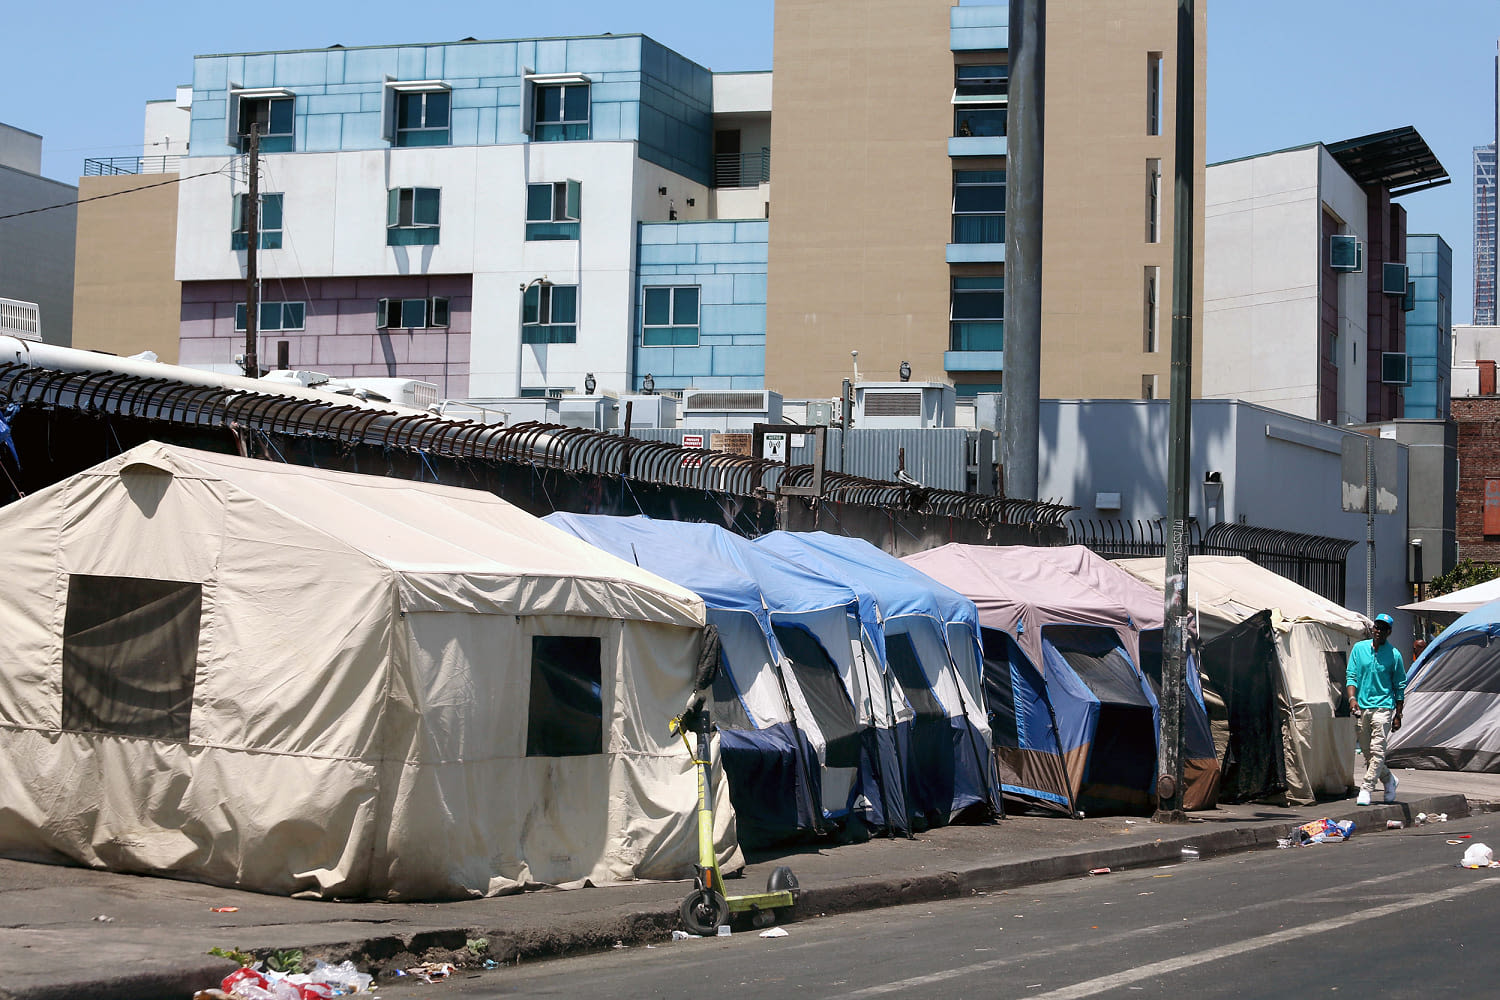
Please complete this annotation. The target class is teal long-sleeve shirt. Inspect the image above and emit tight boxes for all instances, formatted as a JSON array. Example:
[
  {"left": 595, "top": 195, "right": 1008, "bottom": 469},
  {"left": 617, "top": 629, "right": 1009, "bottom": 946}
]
[{"left": 1346, "top": 639, "right": 1406, "bottom": 711}]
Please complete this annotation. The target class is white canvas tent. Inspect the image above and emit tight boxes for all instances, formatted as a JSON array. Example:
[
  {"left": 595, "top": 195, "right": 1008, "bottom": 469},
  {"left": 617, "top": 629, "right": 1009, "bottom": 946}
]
[
  {"left": 1116, "top": 556, "right": 1368, "bottom": 805},
  {"left": 1401, "top": 576, "right": 1500, "bottom": 616},
  {"left": 0, "top": 442, "right": 738, "bottom": 900}
]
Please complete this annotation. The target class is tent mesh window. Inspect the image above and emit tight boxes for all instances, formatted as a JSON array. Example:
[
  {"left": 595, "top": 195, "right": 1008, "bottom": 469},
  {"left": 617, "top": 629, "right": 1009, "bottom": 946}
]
[
  {"left": 61, "top": 574, "right": 202, "bottom": 741},
  {"left": 527, "top": 635, "right": 604, "bottom": 756},
  {"left": 773, "top": 624, "right": 863, "bottom": 768},
  {"left": 710, "top": 658, "right": 755, "bottom": 731},
  {"left": 980, "top": 627, "right": 1025, "bottom": 750},
  {"left": 885, "top": 632, "right": 946, "bottom": 720},
  {"left": 1043, "top": 625, "right": 1156, "bottom": 797}
]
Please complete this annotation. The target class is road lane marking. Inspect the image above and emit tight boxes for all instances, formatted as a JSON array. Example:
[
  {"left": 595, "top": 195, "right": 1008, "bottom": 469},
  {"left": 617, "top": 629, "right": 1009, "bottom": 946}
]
[
  {"left": 824, "top": 878, "right": 1498, "bottom": 999},
  {"left": 1025, "top": 878, "right": 1498, "bottom": 1000}
]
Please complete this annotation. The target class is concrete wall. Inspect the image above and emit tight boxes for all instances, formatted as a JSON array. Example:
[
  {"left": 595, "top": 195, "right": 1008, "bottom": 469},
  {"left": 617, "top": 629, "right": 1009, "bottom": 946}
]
[
  {"left": 765, "top": 0, "right": 956, "bottom": 397},
  {"left": 765, "top": 0, "right": 1204, "bottom": 400},
  {"left": 1040, "top": 398, "right": 1410, "bottom": 622},
  {"left": 1203, "top": 145, "right": 1370, "bottom": 423},
  {"left": 0, "top": 124, "right": 42, "bottom": 174},
  {"left": 1039, "top": 0, "right": 1205, "bottom": 399},
  {"left": 176, "top": 142, "right": 708, "bottom": 396},
  {"left": 0, "top": 161, "right": 76, "bottom": 347},
  {"left": 187, "top": 35, "right": 714, "bottom": 185},
  {"left": 636, "top": 220, "right": 767, "bottom": 391},
  {"left": 72, "top": 175, "right": 181, "bottom": 361}
]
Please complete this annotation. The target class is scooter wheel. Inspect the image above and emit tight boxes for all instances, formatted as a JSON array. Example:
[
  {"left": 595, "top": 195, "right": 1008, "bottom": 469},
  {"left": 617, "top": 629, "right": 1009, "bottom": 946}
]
[{"left": 680, "top": 888, "right": 729, "bottom": 936}]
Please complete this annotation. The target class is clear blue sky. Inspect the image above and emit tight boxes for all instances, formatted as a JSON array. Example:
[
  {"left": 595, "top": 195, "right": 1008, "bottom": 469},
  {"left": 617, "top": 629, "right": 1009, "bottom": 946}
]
[{"left": 2, "top": 1, "right": 1496, "bottom": 321}]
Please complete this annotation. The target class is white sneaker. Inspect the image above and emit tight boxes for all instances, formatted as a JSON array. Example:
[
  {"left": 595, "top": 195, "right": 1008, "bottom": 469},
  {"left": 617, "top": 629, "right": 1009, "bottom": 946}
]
[
  {"left": 1383, "top": 773, "right": 1399, "bottom": 803},
  {"left": 1357, "top": 789, "right": 1372, "bottom": 806}
]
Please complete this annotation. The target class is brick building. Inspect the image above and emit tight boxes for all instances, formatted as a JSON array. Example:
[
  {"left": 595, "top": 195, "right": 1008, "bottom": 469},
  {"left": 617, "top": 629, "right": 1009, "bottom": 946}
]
[{"left": 1453, "top": 393, "right": 1500, "bottom": 561}]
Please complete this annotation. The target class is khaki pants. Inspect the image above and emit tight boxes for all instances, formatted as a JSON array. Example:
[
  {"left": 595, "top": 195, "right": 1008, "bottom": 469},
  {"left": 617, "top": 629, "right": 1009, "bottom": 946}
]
[{"left": 1356, "top": 708, "right": 1393, "bottom": 792}]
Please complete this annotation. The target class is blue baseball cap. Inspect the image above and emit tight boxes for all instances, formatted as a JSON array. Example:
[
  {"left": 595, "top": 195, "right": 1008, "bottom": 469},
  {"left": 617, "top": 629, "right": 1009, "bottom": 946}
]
[{"left": 1374, "top": 613, "right": 1394, "bottom": 627}]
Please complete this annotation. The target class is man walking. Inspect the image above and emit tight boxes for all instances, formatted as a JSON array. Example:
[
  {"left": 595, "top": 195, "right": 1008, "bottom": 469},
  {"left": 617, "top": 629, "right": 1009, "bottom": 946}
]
[{"left": 1346, "top": 612, "right": 1406, "bottom": 805}]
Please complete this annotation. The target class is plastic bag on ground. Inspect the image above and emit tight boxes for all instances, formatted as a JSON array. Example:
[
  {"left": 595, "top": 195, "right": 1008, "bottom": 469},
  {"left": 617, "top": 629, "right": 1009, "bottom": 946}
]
[{"left": 1462, "top": 843, "right": 1496, "bottom": 868}]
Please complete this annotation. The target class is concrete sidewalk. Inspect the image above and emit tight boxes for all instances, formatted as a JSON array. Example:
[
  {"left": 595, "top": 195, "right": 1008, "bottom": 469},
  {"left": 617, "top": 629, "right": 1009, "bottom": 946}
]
[{"left": 3, "top": 768, "right": 1495, "bottom": 1000}]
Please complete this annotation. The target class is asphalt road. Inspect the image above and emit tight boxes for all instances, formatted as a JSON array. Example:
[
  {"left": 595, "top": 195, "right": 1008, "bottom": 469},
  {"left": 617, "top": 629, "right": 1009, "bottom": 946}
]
[{"left": 382, "top": 812, "right": 1500, "bottom": 999}]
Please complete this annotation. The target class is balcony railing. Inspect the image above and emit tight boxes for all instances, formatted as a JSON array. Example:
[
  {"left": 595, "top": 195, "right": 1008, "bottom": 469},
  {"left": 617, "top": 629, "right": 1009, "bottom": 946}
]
[
  {"left": 83, "top": 155, "right": 183, "bottom": 176},
  {"left": 713, "top": 149, "right": 770, "bottom": 189}
]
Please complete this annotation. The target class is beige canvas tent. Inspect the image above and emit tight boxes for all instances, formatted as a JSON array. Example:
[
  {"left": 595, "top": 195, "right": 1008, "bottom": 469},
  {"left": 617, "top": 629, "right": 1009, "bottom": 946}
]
[
  {"left": 0, "top": 442, "right": 738, "bottom": 900},
  {"left": 1116, "top": 556, "right": 1368, "bottom": 805}
]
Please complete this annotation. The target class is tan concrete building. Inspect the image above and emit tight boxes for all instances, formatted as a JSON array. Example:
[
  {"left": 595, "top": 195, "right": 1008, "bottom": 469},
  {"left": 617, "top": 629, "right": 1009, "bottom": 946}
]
[
  {"left": 72, "top": 173, "right": 182, "bottom": 362},
  {"left": 765, "top": 0, "right": 1205, "bottom": 400}
]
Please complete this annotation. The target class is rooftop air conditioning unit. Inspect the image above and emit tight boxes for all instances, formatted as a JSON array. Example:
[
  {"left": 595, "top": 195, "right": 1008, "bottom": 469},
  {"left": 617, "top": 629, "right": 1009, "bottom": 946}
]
[
  {"left": 855, "top": 381, "right": 956, "bottom": 428},
  {"left": 0, "top": 298, "right": 42, "bottom": 342},
  {"left": 620, "top": 393, "right": 678, "bottom": 429},
  {"left": 557, "top": 392, "right": 620, "bottom": 430},
  {"left": 338, "top": 377, "right": 441, "bottom": 409},
  {"left": 681, "top": 389, "right": 783, "bottom": 431}
]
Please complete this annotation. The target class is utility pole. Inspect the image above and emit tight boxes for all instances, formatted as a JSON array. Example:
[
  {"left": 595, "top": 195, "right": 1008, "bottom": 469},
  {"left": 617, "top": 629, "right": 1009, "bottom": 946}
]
[
  {"left": 243, "top": 124, "right": 260, "bottom": 378},
  {"left": 1155, "top": 0, "right": 1195, "bottom": 824},
  {"left": 1001, "top": 0, "right": 1043, "bottom": 500}
]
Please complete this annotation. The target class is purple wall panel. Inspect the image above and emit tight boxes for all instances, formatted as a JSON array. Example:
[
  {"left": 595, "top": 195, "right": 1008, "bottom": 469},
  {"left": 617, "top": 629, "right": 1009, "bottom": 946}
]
[{"left": 178, "top": 275, "right": 474, "bottom": 396}]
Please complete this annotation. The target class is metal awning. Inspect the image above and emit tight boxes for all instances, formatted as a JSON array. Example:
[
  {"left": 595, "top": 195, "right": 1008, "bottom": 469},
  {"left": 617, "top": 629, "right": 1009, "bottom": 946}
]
[{"left": 1325, "top": 126, "right": 1449, "bottom": 197}]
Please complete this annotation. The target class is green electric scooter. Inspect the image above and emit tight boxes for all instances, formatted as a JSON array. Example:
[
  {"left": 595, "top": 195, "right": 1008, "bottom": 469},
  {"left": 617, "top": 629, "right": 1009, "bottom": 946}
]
[{"left": 670, "top": 700, "right": 800, "bottom": 935}]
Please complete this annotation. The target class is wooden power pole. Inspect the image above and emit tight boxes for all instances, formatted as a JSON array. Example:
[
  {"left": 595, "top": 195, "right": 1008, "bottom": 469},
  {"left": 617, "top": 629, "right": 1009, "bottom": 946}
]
[{"left": 243, "top": 124, "right": 260, "bottom": 378}]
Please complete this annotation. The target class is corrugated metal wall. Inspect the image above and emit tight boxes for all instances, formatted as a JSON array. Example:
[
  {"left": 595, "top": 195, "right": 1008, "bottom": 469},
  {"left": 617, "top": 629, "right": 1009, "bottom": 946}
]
[{"left": 619, "top": 426, "right": 991, "bottom": 493}]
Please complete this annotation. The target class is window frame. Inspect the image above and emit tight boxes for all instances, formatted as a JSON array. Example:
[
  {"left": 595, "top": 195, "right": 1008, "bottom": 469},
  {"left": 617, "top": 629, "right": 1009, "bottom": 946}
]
[
  {"left": 387, "top": 186, "right": 441, "bottom": 246},
  {"left": 531, "top": 78, "right": 592, "bottom": 142},
  {"left": 521, "top": 283, "right": 579, "bottom": 344},
  {"left": 525, "top": 179, "right": 582, "bottom": 240},
  {"left": 375, "top": 296, "right": 451, "bottom": 330},
  {"left": 1146, "top": 159, "right": 1162, "bottom": 244},
  {"left": 952, "top": 65, "right": 1007, "bottom": 139},
  {"left": 235, "top": 300, "right": 305, "bottom": 333},
  {"left": 1143, "top": 265, "right": 1160, "bottom": 353},
  {"left": 641, "top": 285, "right": 701, "bottom": 347},
  {"left": 950, "top": 275, "right": 1005, "bottom": 353},
  {"left": 232, "top": 89, "right": 295, "bottom": 153},
  {"left": 232, "top": 192, "right": 284, "bottom": 250},
  {"left": 952, "top": 169, "right": 1006, "bottom": 244},
  {"left": 394, "top": 87, "right": 451, "bottom": 147}
]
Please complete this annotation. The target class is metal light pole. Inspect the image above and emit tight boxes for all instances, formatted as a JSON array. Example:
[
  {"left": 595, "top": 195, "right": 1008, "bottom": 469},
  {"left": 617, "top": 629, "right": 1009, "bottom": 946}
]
[
  {"left": 1155, "top": 0, "right": 1195, "bottom": 824},
  {"left": 1001, "top": 0, "right": 1044, "bottom": 500}
]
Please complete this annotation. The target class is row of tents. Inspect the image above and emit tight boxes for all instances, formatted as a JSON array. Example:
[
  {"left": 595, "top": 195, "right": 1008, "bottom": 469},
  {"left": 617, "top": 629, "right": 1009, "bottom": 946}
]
[{"left": 0, "top": 443, "right": 1382, "bottom": 901}]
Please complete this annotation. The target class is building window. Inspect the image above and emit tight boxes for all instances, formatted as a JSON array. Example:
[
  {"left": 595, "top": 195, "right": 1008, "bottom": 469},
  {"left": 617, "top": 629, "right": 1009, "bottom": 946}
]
[
  {"left": 950, "top": 276, "right": 1004, "bottom": 352},
  {"left": 522, "top": 283, "right": 578, "bottom": 344},
  {"left": 1142, "top": 374, "right": 1158, "bottom": 400},
  {"left": 237, "top": 95, "right": 294, "bottom": 153},
  {"left": 231, "top": 193, "right": 283, "bottom": 250},
  {"left": 1147, "top": 53, "right": 1163, "bottom": 136},
  {"left": 526, "top": 180, "right": 581, "bottom": 240},
  {"left": 387, "top": 187, "right": 440, "bottom": 246},
  {"left": 395, "top": 89, "right": 450, "bottom": 146},
  {"left": 953, "top": 170, "right": 1006, "bottom": 243},
  {"left": 235, "top": 301, "right": 305, "bottom": 333},
  {"left": 1146, "top": 159, "right": 1161, "bottom": 243},
  {"left": 526, "top": 635, "right": 603, "bottom": 757},
  {"left": 534, "top": 83, "right": 590, "bottom": 142},
  {"left": 1144, "top": 266, "right": 1160, "bottom": 353},
  {"left": 953, "top": 64, "right": 1007, "bottom": 138},
  {"left": 376, "top": 297, "right": 450, "bottom": 330},
  {"left": 642, "top": 286, "right": 700, "bottom": 346}
]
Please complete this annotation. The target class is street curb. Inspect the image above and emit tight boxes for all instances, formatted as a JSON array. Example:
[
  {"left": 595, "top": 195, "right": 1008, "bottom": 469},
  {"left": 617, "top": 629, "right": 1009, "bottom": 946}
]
[{"left": 8, "top": 793, "right": 1472, "bottom": 1000}]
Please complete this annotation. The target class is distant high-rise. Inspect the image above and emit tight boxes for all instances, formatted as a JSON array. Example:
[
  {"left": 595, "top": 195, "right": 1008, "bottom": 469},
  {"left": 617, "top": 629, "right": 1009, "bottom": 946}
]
[
  {"left": 1476, "top": 41, "right": 1499, "bottom": 325},
  {"left": 1478, "top": 144, "right": 1496, "bottom": 325}
]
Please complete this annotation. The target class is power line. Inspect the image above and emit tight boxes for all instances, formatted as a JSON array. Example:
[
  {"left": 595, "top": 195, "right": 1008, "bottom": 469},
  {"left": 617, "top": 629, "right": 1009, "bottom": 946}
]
[{"left": 0, "top": 166, "right": 226, "bottom": 224}]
